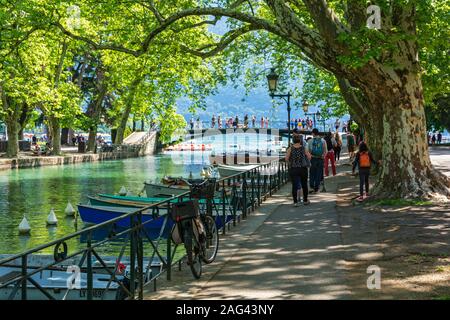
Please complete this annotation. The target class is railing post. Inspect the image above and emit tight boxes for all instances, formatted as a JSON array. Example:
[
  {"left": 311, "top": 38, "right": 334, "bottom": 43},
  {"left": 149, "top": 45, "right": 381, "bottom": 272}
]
[
  {"left": 269, "top": 164, "right": 273, "bottom": 196},
  {"left": 222, "top": 180, "right": 226, "bottom": 235},
  {"left": 257, "top": 167, "right": 261, "bottom": 206},
  {"left": 251, "top": 169, "right": 255, "bottom": 212},
  {"left": 232, "top": 176, "right": 237, "bottom": 225},
  {"left": 87, "top": 231, "right": 93, "bottom": 300},
  {"left": 21, "top": 255, "right": 27, "bottom": 300},
  {"left": 277, "top": 161, "right": 281, "bottom": 189},
  {"left": 242, "top": 172, "right": 247, "bottom": 219},
  {"left": 166, "top": 201, "right": 172, "bottom": 281},
  {"left": 129, "top": 216, "right": 136, "bottom": 300},
  {"left": 137, "top": 211, "right": 144, "bottom": 300},
  {"left": 166, "top": 235, "right": 172, "bottom": 281},
  {"left": 263, "top": 165, "right": 268, "bottom": 200}
]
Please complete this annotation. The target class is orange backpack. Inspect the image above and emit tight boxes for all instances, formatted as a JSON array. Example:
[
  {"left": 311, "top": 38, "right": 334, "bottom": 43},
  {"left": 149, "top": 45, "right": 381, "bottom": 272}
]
[{"left": 359, "top": 152, "right": 371, "bottom": 168}]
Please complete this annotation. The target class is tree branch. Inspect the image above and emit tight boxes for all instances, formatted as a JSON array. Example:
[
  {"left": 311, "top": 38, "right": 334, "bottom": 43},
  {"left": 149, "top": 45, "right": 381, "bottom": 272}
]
[
  {"left": 344, "top": 0, "right": 367, "bottom": 31},
  {"left": 181, "top": 24, "right": 261, "bottom": 58},
  {"left": 264, "top": 0, "right": 340, "bottom": 71},
  {"left": 141, "top": 0, "right": 165, "bottom": 24},
  {"left": 301, "top": 0, "right": 349, "bottom": 48},
  {"left": 53, "top": 21, "right": 142, "bottom": 56},
  {"left": 336, "top": 76, "right": 368, "bottom": 117}
]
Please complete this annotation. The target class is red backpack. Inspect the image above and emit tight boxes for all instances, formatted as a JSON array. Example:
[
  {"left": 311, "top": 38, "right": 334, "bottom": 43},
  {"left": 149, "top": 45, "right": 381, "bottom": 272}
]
[{"left": 359, "top": 152, "right": 370, "bottom": 168}]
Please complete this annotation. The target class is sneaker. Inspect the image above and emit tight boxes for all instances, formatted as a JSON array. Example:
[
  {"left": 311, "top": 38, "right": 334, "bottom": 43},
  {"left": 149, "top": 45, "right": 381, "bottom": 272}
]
[
  {"left": 294, "top": 202, "right": 299, "bottom": 207},
  {"left": 309, "top": 190, "right": 315, "bottom": 194},
  {"left": 356, "top": 196, "right": 364, "bottom": 202},
  {"left": 303, "top": 200, "right": 311, "bottom": 205}
]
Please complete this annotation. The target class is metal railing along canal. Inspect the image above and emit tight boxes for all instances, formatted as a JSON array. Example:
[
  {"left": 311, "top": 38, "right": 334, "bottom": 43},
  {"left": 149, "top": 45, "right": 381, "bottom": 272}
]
[{"left": 0, "top": 159, "right": 289, "bottom": 300}]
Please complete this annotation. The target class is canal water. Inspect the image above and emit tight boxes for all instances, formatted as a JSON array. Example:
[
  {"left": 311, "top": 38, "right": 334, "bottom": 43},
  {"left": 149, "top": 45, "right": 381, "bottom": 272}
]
[{"left": 0, "top": 133, "right": 285, "bottom": 255}]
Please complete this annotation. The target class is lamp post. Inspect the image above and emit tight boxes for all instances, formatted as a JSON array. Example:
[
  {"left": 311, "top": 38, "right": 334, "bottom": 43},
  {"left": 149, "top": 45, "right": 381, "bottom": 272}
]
[
  {"left": 302, "top": 102, "right": 326, "bottom": 132},
  {"left": 302, "top": 101, "right": 317, "bottom": 128},
  {"left": 316, "top": 111, "right": 326, "bottom": 132},
  {"left": 266, "top": 68, "right": 292, "bottom": 146}
]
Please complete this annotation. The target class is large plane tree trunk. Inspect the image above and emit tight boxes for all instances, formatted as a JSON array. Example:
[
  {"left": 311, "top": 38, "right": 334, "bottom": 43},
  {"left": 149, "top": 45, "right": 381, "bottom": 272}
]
[{"left": 362, "top": 72, "right": 450, "bottom": 200}]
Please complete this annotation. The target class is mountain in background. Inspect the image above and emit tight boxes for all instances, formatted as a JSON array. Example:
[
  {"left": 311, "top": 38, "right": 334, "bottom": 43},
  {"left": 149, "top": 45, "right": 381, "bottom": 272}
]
[{"left": 177, "top": 83, "right": 333, "bottom": 125}]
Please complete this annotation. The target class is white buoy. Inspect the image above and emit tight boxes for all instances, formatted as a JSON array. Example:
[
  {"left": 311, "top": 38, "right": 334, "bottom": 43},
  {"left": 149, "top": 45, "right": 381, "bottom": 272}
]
[
  {"left": 47, "top": 208, "right": 58, "bottom": 226},
  {"left": 119, "top": 186, "right": 127, "bottom": 196},
  {"left": 18, "top": 216, "right": 31, "bottom": 235},
  {"left": 65, "top": 202, "right": 76, "bottom": 217}
]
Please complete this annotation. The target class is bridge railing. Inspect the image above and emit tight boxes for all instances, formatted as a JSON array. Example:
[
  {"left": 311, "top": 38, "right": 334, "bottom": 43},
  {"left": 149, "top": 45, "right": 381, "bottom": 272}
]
[{"left": 0, "top": 159, "right": 289, "bottom": 300}]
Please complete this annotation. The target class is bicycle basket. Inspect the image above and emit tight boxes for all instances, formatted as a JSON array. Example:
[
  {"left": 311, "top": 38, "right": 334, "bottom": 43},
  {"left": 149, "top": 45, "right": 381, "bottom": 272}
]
[
  {"left": 189, "top": 178, "right": 217, "bottom": 199},
  {"left": 170, "top": 200, "right": 199, "bottom": 221}
]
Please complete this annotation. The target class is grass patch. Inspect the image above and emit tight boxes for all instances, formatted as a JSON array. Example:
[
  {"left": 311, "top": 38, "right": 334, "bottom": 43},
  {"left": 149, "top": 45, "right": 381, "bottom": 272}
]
[
  {"left": 435, "top": 266, "right": 446, "bottom": 273},
  {"left": 367, "top": 198, "right": 433, "bottom": 206},
  {"left": 433, "top": 295, "right": 450, "bottom": 300}
]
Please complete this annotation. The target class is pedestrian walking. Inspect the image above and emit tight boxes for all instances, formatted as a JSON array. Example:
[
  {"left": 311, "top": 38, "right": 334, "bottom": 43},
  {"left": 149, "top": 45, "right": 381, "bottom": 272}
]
[
  {"left": 286, "top": 134, "right": 311, "bottom": 206},
  {"left": 211, "top": 114, "right": 216, "bottom": 128},
  {"left": 218, "top": 115, "right": 222, "bottom": 129},
  {"left": 252, "top": 115, "right": 256, "bottom": 128},
  {"left": 334, "top": 132, "right": 342, "bottom": 161},
  {"left": 244, "top": 114, "right": 249, "bottom": 128},
  {"left": 308, "top": 128, "right": 327, "bottom": 193},
  {"left": 347, "top": 131, "right": 356, "bottom": 162},
  {"left": 265, "top": 117, "right": 269, "bottom": 128},
  {"left": 334, "top": 119, "right": 340, "bottom": 132},
  {"left": 432, "top": 133, "right": 436, "bottom": 145},
  {"left": 324, "top": 132, "right": 337, "bottom": 176},
  {"left": 437, "top": 132, "right": 442, "bottom": 144},
  {"left": 352, "top": 141, "right": 380, "bottom": 202},
  {"left": 261, "top": 117, "right": 264, "bottom": 128}
]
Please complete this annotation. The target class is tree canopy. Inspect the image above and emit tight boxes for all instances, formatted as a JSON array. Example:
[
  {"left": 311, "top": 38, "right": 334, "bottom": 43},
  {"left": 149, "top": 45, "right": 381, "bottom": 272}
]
[{"left": 1, "top": 0, "right": 449, "bottom": 199}]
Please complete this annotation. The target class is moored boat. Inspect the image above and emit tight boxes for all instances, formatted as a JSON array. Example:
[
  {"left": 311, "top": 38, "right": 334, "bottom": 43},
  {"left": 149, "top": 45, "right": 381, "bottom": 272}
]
[
  {"left": 144, "top": 182, "right": 189, "bottom": 198},
  {"left": 0, "top": 266, "right": 124, "bottom": 300},
  {"left": 216, "top": 164, "right": 260, "bottom": 177},
  {"left": 88, "top": 196, "right": 148, "bottom": 208},
  {"left": 209, "top": 151, "right": 282, "bottom": 165},
  {"left": 77, "top": 205, "right": 170, "bottom": 231}
]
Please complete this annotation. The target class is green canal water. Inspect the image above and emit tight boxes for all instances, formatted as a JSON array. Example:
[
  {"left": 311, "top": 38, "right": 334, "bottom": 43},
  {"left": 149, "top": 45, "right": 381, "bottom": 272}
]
[
  {"left": 0, "top": 133, "right": 283, "bottom": 256},
  {"left": 0, "top": 153, "right": 208, "bottom": 255}
]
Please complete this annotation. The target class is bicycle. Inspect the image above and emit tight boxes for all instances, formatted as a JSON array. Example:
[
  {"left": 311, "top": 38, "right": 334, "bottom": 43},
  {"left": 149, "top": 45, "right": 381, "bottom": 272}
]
[{"left": 170, "top": 179, "right": 219, "bottom": 279}]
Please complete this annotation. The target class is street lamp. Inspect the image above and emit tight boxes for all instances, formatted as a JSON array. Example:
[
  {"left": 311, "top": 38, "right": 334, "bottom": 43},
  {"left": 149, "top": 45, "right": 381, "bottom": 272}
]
[
  {"left": 266, "top": 68, "right": 292, "bottom": 146},
  {"left": 302, "top": 101, "right": 326, "bottom": 131},
  {"left": 302, "top": 100, "right": 318, "bottom": 129},
  {"left": 302, "top": 101, "right": 309, "bottom": 113}
]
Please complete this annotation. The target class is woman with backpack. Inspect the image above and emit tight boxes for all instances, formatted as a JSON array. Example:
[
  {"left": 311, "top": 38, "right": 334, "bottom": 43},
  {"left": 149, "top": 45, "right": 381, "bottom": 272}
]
[
  {"left": 286, "top": 134, "right": 311, "bottom": 206},
  {"left": 352, "top": 141, "right": 380, "bottom": 201}
]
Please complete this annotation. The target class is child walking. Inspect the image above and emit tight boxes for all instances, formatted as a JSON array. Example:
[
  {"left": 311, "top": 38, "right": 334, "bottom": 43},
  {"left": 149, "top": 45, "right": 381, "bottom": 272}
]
[{"left": 352, "top": 141, "right": 379, "bottom": 201}]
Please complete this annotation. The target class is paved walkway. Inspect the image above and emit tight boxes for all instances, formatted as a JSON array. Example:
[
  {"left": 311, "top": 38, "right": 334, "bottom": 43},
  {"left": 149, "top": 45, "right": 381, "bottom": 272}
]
[
  {"left": 144, "top": 151, "right": 450, "bottom": 300},
  {"left": 145, "top": 159, "right": 354, "bottom": 299}
]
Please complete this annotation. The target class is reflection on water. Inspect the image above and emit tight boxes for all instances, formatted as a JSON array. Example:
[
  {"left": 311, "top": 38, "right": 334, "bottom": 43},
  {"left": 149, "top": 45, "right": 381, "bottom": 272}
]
[
  {"left": 0, "top": 154, "right": 203, "bottom": 254},
  {"left": 0, "top": 133, "right": 283, "bottom": 255}
]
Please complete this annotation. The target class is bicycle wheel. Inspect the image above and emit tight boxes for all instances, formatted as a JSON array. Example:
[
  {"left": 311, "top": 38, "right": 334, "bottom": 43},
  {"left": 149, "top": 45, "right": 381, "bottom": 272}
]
[
  {"left": 201, "top": 215, "right": 219, "bottom": 264},
  {"left": 184, "top": 226, "right": 202, "bottom": 279}
]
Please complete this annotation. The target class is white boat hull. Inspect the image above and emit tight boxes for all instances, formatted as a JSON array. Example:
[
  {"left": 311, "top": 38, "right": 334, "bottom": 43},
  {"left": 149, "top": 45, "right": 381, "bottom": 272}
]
[{"left": 0, "top": 266, "right": 122, "bottom": 300}]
